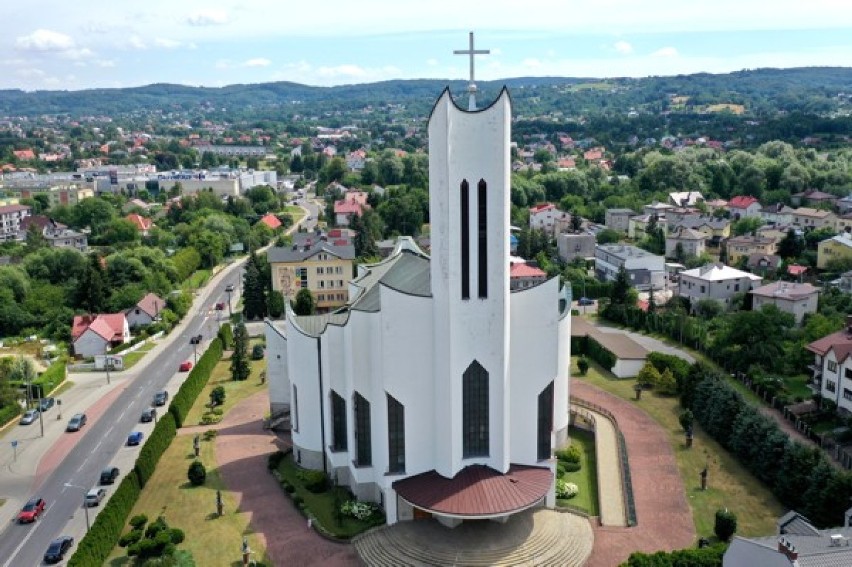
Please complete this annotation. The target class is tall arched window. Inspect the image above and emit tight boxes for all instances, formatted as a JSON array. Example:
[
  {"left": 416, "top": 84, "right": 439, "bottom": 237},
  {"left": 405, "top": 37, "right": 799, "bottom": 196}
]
[
  {"left": 354, "top": 392, "right": 371, "bottom": 466},
  {"left": 330, "top": 390, "right": 347, "bottom": 452},
  {"left": 537, "top": 381, "right": 554, "bottom": 460},
  {"left": 477, "top": 179, "right": 487, "bottom": 298},
  {"left": 463, "top": 361, "right": 489, "bottom": 458},
  {"left": 460, "top": 179, "right": 470, "bottom": 299}
]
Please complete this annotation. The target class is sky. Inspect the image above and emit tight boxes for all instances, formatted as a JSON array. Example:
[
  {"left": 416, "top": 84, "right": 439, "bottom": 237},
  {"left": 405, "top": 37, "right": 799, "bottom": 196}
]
[{"left": 4, "top": 0, "right": 852, "bottom": 91}]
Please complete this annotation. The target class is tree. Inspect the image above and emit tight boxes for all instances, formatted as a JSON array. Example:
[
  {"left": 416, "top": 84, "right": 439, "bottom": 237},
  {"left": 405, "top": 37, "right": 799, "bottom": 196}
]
[
  {"left": 596, "top": 228, "right": 621, "bottom": 245},
  {"left": 679, "top": 409, "right": 694, "bottom": 432},
  {"left": 75, "top": 253, "right": 109, "bottom": 314},
  {"left": 714, "top": 509, "right": 737, "bottom": 541},
  {"left": 732, "top": 216, "right": 763, "bottom": 236},
  {"left": 577, "top": 358, "right": 589, "bottom": 376},
  {"left": 24, "top": 223, "right": 47, "bottom": 252},
  {"left": 610, "top": 266, "right": 632, "bottom": 306},
  {"left": 230, "top": 323, "right": 251, "bottom": 381},
  {"left": 570, "top": 211, "right": 582, "bottom": 232},
  {"left": 777, "top": 228, "right": 804, "bottom": 259},
  {"left": 292, "top": 288, "right": 316, "bottom": 316},
  {"left": 187, "top": 461, "right": 207, "bottom": 486},
  {"left": 350, "top": 210, "right": 378, "bottom": 258},
  {"left": 210, "top": 386, "right": 226, "bottom": 407},
  {"left": 242, "top": 252, "right": 268, "bottom": 320},
  {"left": 657, "top": 368, "right": 677, "bottom": 395},
  {"left": 637, "top": 361, "right": 661, "bottom": 389},
  {"left": 267, "top": 290, "right": 285, "bottom": 318}
]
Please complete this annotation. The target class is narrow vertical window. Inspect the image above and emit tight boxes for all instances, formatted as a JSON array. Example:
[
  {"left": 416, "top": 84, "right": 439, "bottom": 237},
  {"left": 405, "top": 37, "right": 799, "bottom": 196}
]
[
  {"left": 330, "top": 390, "right": 347, "bottom": 451},
  {"left": 477, "top": 179, "right": 488, "bottom": 298},
  {"left": 537, "top": 381, "right": 554, "bottom": 460},
  {"left": 354, "top": 393, "right": 372, "bottom": 466},
  {"left": 463, "top": 360, "right": 489, "bottom": 458},
  {"left": 461, "top": 180, "right": 470, "bottom": 299},
  {"left": 387, "top": 394, "right": 405, "bottom": 473},
  {"left": 292, "top": 384, "right": 299, "bottom": 433}
]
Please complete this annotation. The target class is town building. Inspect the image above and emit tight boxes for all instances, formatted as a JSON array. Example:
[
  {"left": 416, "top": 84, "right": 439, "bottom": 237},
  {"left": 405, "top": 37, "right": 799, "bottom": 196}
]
[
  {"left": 760, "top": 203, "right": 795, "bottom": 226},
  {"left": 792, "top": 207, "right": 837, "bottom": 230},
  {"left": 265, "top": 87, "right": 571, "bottom": 527},
  {"left": 807, "top": 319, "right": 852, "bottom": 414},
  {"left": 556, "top": 232, "right": 596, "bottom": 263},
  {"left": 727, "top": 196, "right": 762, "bottom": 218},
  {"left": 670, "top": 215, "right": 731, "bottom": 248},
  {"left": 125, "top": 293, "right": 166, "bottom": 328},
  {"left": 750, "top": 281, "right": 819, "bottom": 325},
  {"left": 668, "top": 191, "right": 704, "bottom": 207},
  {"left": 0, "top": 204, "right": 31, "bottom": 241},
  {"left": 726, "top": 235, "right": 779, "bottom": 265},
  {"left": 529, "top": 203, "right": 571, "bottom": 236},
  {"left": 595, "top": 244, "right": 665, "bottom": 291},
  {"left": 604, "top": 208, "right": 636, "bottom": 233},
  {"left": 21, "top": 216, "right": 87, "bottom": 251},
  {"left": 125, "top": 213, "right": 153, "bottom": 236},
  {"left": 747, "top": 254, "right": 782, "bottom": 276},
  {"left": 267, "top": 236, "right": 356, "bottom": 312},
  {"left": 628, "top": 214, "right": 668, "bottom": 240},
  {"left": 643, "top": 202, "right": 673, "bottom": 218},
  {"left": 665, "top": 227, "right": 706, "bottom": 260},
  {"left": 509, "top": 261, "right": 547, "bottom": 290},
  {"left": 817, "top": 233, "right": 852, "bottom": 269},
  {"left": 791, "top": 189, "right": 838, "bottom": 209},
  {"left": 71, "top": 313, "right": 130, "bottom": 358},
  {"left": 334, "top": 191, "right": 369, "bottom": 227},
  {"left": 678, "top": 263, "right": 762, "bottom": 309}
]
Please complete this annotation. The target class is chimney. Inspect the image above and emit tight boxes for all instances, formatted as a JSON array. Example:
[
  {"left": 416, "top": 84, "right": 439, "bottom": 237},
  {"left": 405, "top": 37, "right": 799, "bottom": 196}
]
[{"left": 777, "top": 538, "right": 798, "bottom": 561}]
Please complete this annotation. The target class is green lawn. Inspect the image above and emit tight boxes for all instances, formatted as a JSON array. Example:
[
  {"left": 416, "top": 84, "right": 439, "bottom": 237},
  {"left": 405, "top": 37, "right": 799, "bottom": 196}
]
[
  {"left": 783, "top": 375, "right": 814, "bottom": 401},
  {"left": 575, "top": 357, "right": 784, "bottom": 537},
  {"left": 557, "top": 429, "right": 599, "bottom": 516},
  {"left": 121, "top": 343, "right": 156, "bottom": 370},
  {"left": 180, "top": 269, "right": 212, "bottom": 292},
  {"left": 184, "top": 339, "right": 267, "bottom": 426},
  {"left": 277, "top": 454, "right": 382, "bottom": 538}
]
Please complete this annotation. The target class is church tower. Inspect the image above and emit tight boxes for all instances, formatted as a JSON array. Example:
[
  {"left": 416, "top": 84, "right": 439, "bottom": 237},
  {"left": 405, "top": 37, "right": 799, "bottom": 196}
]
[{"left": 429, "top": 87, "right": 513, "bottom": 479}]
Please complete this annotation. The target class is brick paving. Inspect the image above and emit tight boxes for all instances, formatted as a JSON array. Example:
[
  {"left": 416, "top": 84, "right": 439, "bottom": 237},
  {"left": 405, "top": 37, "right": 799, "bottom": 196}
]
[
  {"left": 213, "top": 390, "right": 360, "bottom": 566},
  {"left": 572, "top": 380, "right": 695, "bottom": 567}
]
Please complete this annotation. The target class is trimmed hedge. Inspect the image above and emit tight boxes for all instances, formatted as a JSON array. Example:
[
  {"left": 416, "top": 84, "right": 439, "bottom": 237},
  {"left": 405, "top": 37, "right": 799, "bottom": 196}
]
[
  {"left": 169, "top": 337, "right": 223, "bottom": 428},
  {"left": 586, "top": 336, "right": 617, "bottom": 371},
  {"left": 134, "top": 412, "right": 177, "bottom": 488},
  {"left": 0, "top": 404, "right": 21, "bottom": 428},
  {"left": 11, "top": 358, "right": 67, "bottom": 400},
  {"left": 217, "top": 323, "right": 233, "bottom": 350}
]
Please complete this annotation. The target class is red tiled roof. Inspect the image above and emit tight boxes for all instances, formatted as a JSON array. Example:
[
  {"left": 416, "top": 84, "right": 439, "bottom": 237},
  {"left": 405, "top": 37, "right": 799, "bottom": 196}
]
[
  {"left": 72, "top": 313, "right": 126, "bottom": 341},
  {"left": 134, "top": 293, "right": 166, "bottom": 318},
  {"left": 0, "top": 204, "right": 31, "bottom": 215},
  {"left": 125, "top": 213, "right": 152, "bottom": 231},
  {"left": 259, "top": 213, "right": 282, "bottom": 229},
  {"left": 729, "top": 196, "right": 759, "bottom": 209},
  {"left": 510, "top": 263, "right": 547, "bottom": 278},
  {"left": 529, "top": 203, "right": 555, "bottom": 214},
  {"left": 807, "top": 329, "right": 852, "bottom": 362},
  {"left": 393, "top": 464, "right": 552, "bottom": 517},
  {"left": 334, "top": 201, "right": 362, "bottom": 216},
  {"left": 787, "top": 264, "right": 808, "bottom": 276}
]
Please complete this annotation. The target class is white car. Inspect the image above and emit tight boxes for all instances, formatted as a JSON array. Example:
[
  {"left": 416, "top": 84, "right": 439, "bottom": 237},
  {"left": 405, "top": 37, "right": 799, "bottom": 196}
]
[
  {"left": 85, "top": 488, "right": 106, "bottom": 507},
  {"left": 20, "top": 409, "right": 40, "bottom": 425}
]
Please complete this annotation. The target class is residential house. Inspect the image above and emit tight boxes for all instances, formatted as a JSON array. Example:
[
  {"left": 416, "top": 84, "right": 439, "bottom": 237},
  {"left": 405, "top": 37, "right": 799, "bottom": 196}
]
[
  {"left": 668, "top": 191, "right": 704, "bottom": 207},
  {"left": 747, "top": 254, "right": 782, "bottom": 276},
  {"left": 267, "top": 238, "right": 356, "bottom": 312},
  {"left": 678, "top": 263, "right": 762, "bottom": 309},
  {"left": 835, "top": 213, "right": 852, "bottom": 235},
  {"left": 259, "top": 213, "right": 282, "bottom": 230},
  {"left": 838, "top": 195, "right": 852, "bottom": 215},
  {"left": 723, "top": 511, "right": 852, "bottom": 567},
  {"left": 125, "top": 213, "right": 153, "bottom": 237},
  {"left": 792, "top": 207, "right": 836, "bottom": 230},
  {"left": 557, "top": 232, "right": 596, "bottom": 263},
  {"left": 509, "top": 261, "right": 547, "bottom": 290},
  {"left": 727, "top": 196, "right": 762, "bottom": 218},
  {"left": 529, "top": 203, "right": 571, "bottom": 236},
  {"left": 760, "top": 203, "right": 795, "bottom": 225},
  {"left": 665, "top": 227, "right": 706, "bottom": 259},
  {"left": 71, "top": 313, "right": 131, "bottom": 358},
  {"left": 791, "top": 189, "right": 838, "bottom": 209},
  {"left": 125, "top": 293, "right": 166, "bottom": 328},
  {"left": 628, "top": 214, "right": 668, "bottom": 240},
  {"left": 665, "top": 207, "right": 701, "bottom": 226},
  {"left": 345, "top": 149, "right": 367, "bottom": 171},
  {"left": 704, "top": 198, "right": 728, "bottom": 213},
  {"left": 838, "top": 270, "right": 852, "bottom": 293},
  {"left": 807, "top": 319, "right": 852, "bottom": 413},
  {"left": 12, "top": 149, "right": 36, "bottom": 161},
  {"left": 604, "top": 208, "right": 636, "bottom": 233},
  {"left": 817, "top": 233, "right": 852, "bottom": 269},
  {"left": 727, "top": 235, "right": 779, "bottom": 265},
  {"left": 750, "top": 281, "right": 819, "bottom": 325},
  {"left": 333, "top": 191, "right": 369, "bottom": 227},
  {"left": 670, "top": 215, "right": 731, "bottom": 248},
  {"left": 643, "top": 201, "right": 673, "bottom": 218},
  {"left": 0, "top": 204, "right": 31, "bottom": 241},
  {"left": 595, "top": 244, "right": 666, "bottom": 291}
]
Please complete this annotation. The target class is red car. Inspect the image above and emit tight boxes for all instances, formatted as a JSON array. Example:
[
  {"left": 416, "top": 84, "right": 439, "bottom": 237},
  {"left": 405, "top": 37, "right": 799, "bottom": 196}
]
[
  {"left": 179, "top": 361, "right": 193, "bottom": 372},
  {"left": 18, "top": 497, "right": 45, "bottom": 523},
  {"left": 215, "top": 302, "right": 225, "bottom": 311}
]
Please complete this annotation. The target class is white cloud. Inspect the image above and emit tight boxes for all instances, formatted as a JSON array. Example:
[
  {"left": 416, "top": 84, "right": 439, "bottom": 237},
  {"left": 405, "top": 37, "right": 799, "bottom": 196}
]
[
  {"left": 426, "top": 58, "right": 438, "bottom": 66},
  {"left": 185, "top": 9, "right": 229, "bottom": 26},
  {"left": 614, "top": 40, "right": 633, "bottom": 54},
  {"left": 15, "top": 29, "right": 75, "bottom": 52},
  {"left": 244, "top": 58, "right": 271, "bottom": 67},
  {"left": 317, "top": 64, "right": 369, "bottom": 78},
  {"left": 214, "top": 59, "right": 233, "bottom": 69},
  {"left": 651, "top": 46, "right": 678, "bottom": 57},
  {"left": 522, "top": 58, "right": 543, "bottom": 68},
  {"left": 126, "top": 36, "right": 147, "bottom": 50},
  {"left": 97, "top": 60, "right": 116, "bottom": 68},
  {"left": 154, "top": 38, "right": 182, "bottom": 49}
]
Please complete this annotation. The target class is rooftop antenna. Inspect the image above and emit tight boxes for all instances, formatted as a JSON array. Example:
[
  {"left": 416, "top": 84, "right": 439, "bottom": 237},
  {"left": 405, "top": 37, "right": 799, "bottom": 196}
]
[{"left": 454, "top": 31, "right": 490, "bottom": 110}]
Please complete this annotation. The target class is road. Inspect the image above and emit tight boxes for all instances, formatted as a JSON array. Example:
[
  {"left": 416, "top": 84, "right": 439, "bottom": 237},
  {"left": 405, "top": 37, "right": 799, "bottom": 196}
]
[{"left": 0, "top": 269, "right": 245, "bottom": 566}]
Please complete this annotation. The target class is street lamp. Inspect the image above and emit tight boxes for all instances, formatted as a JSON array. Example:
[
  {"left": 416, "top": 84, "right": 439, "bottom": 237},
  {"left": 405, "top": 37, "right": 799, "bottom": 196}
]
[
  {"left": 190, "top": 335, "right": 203, "bottom": 366},
  {"left": 63, "top": 483, "right": 90, "bottom": 532},
  {"left": 104, "top": 345, "right": 112, "bottom": 385},
  {"left": 225, "top": 283, "right": 234, "bottom": 319}
]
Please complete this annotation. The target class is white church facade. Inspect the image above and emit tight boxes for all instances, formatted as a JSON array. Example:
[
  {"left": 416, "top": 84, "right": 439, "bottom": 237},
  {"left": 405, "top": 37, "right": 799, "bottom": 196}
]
[{"left": 265, "top": 86, "right": 572, "bottom": 526}]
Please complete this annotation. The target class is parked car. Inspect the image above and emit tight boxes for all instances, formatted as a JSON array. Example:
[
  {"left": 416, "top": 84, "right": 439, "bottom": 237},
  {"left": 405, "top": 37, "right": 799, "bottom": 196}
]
[
  {"left": 179, "top": 360, "right": 193, "bottom": 372},
  {"left": 140, "top": 408, "right": 157, "bottom": 423},
  {"left": 19, "top": 409, "right": 40, "bottom": 425},
  {"left": 127, "top": 431, "right": 144, "bottom": 446},
  {"left": 43, "top": 535, "right": 74, "bottom": 563},
  {"left": 153, "top": 391, "right": 168, "bottom": 407},
  {"left": 66, "top": 413, "right": 87, "bottom": 432},
  {"left": 17, "top": 497, "right": 46, "bottom": 523},
  {"left": 577, "top": 297, "right": 596, "bottom": 306},
  {"left": 225, "top": 284, "right": 234, "bottom": 293},
  {"left": 99, "top": 466, "right": 120, "bottom": 485},
  {"left": 215, "top": 302, "right": 225, "bottom": 311},
  {"left": 39, "top": 397, "right": 55, "bottom": 412},
  {"left": 85, "top": 488, "right": 107, "bottom": 507}
]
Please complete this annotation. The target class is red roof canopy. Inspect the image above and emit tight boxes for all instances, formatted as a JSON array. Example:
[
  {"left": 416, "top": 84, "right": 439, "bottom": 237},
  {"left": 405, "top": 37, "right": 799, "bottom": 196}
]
[{"left": 393, "top": 464, "right": 552, "bottom": 518}]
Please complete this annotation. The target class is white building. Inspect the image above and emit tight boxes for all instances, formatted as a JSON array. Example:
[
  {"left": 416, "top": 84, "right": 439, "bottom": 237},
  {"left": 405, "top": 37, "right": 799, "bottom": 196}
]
[
  {"left": 807, "top": 319, "right": 852, "bottom": 413},
  {"left": 265, "top": 88, "right": 571, "bottom": 527},
  {"left": 71, "top": 313, "right": 130, "bottom": 358},
  {"left": 678, "top": 263, "right": 762, "bottom": 309},
  {"left": 557, "top": 232, "right": 596, "bottom": 263},
  {"left": 604, "top": 209, "right": 636, "bottom": 233},
  {"left": 750, "top": 281, "right": 819, "bottom": 325},
  {"left": 595, "top": 244, "right": 665, "bottom": 291},
  {"left": 0, "top": 204, "right": 31, "bottom": 241},
  {"left": 529, "top": 203, "right": 570, "bottom": 236}
]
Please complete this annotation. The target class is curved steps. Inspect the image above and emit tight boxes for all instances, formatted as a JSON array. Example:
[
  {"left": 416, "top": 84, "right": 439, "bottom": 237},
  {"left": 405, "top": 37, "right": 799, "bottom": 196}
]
[{"left": 354, "top": 509, "right": 593, "bottom": 566}]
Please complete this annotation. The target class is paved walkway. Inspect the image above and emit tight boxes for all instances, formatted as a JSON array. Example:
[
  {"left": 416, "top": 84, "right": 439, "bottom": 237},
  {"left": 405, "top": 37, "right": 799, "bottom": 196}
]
[
  {"left": 571, "top": 405, "right": 626, "bottom": 527},
  {"left": 572, "top": 380, "right": 695, "bottom": 567},
  {"left": 213, "top": 390, "right": 359, "bottom": 566}
]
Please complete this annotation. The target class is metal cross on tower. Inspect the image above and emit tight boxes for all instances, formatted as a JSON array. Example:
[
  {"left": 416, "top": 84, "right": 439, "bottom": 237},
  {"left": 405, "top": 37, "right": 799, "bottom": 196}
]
[{"left": 454, "top": 31, "right": 490, "bottom": 110}]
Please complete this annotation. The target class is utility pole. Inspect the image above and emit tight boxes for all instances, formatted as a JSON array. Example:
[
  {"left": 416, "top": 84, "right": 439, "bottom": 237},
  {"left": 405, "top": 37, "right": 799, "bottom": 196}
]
[
  {"left": 104, "top": 346, "right": 111, "bottom": 385},
  {"left": 190, "top": 335, "right": 203, "bottom": 366}
]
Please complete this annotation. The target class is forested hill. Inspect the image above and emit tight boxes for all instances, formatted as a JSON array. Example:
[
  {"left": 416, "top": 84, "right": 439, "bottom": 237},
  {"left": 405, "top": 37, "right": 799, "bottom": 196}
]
[{"left": 1, "top": 67, "right": 852, "bottom": 118}]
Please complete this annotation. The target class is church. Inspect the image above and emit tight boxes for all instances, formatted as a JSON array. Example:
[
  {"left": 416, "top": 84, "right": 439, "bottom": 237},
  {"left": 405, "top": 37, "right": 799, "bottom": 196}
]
[{"left": 265, "top": 70, "right": 572, "bottom": 526}]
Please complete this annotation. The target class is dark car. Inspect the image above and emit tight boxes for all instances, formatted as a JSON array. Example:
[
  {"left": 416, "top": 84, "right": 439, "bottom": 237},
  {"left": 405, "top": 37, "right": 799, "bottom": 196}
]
[
  {"left": 127, "top": 431, "right": 144, "bottom": 446},
  {"left": 225, "top": 284, "right": 234, "bottom": 293},
  {"left": 39, "top": 397, "right": 55, "bottom": 412},
  {"left": 66, "top": 413, "right": 87, "bottom": 432},
  {"left": 17, "top": 497, "right": 46, "bottom": 523},
  {"left": 215, "top": 302, "right": 225, "bottom": 311},
  {"left": 100, "top": 466, "right": 120, "bottom": 485},
  {"left": 44, "top": 535, "right": 73, "bottom": 563},
  {"left": 577, "top": 297, "right": 596, "bottom": 306},
  {"left": 140, "top": 408, "right": 157, "bottom": 423},
  {"left": 153, "top": 391, "right": 168, "bottom": 407}
]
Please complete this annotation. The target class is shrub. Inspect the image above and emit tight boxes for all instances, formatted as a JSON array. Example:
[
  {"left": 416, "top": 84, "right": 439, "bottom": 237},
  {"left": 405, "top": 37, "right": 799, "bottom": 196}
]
[
  {"left": 297, "top": 469, "right": 328, "bottom": 493},
  {"left": 129, "top": 514, "right": 148, "bottom": 530},
  {"left": 556, "top": 461, "right": 566, "bottom": 477},
  {"left": 170, "top": 528, "right": 185, "bottom": 544},
  {"left": 714, "top": 509, "right": 737, "bottom": 541},
  {"left": 268, "top": 451, "right": 285, "bottom": 471},
  {"left": 340, "top": 500, "right": 379, "bottom": 521},
  {"left": 556, "top": 479, "right": 579, "bottom": 499},
  {"left": 251, "top": 344, "right": 265, "bottom": 360},
  {"left": 562, "top": 461, "right": 581, "bottom": 472},
  {"left": 210, "top": 385, "right": 226, "bottom": 407},
  {"left": 679, "top": 409, "right": 694, "bottom": 432},
  {"left": 119, "top": 529, "right": 143, "bottom": 547},
  {"left": 637, "top": 361, "right": 661, "bottom": 389},
  {"left": 555, "top": 445, "right": 582, "bottom": 464},
  {"left": 187, "top": 461, "right": 207, "bottom": 486},
  {"left": 292, "top": 494, "right": 304, "bottom": 507},
  {"left": 284, "top": 484, "right": 295, "bottom": 494},
  {"left": 577, "top": 357, "right": 589, "bottom": 376},
  {"left": 217, "top": 323, "right": 233, "bottom": 349},
  {"left": 202, "top": 429, "right": 218, "bottom": 441}
]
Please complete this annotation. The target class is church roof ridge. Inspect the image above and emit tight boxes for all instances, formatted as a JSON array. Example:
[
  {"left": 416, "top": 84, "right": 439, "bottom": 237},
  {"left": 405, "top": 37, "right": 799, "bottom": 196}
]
[{"left": 427, "top": 85, "right": 512, "bottom": 123}]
